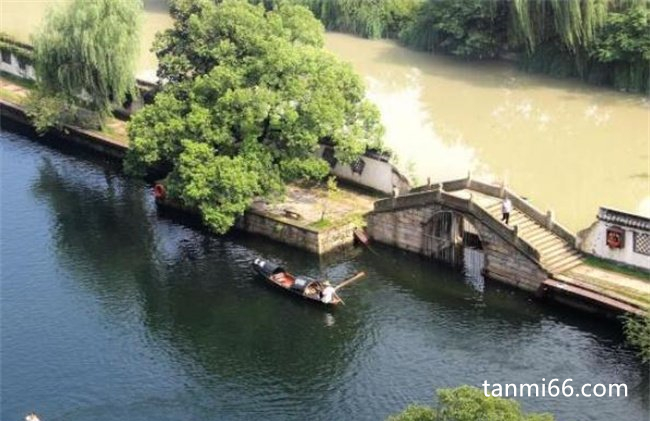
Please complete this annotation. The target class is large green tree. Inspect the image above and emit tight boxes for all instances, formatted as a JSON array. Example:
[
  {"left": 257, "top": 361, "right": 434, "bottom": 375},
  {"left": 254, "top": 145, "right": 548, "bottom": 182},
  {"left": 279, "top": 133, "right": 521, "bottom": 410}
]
[
  {"left": 31, "top": 0, "right": 142, "bottom": 119},
  {"left": 126, "top": 0, "right": 383, "bottom": 234},
  {"left": 387, "top": 386, "right": 555, "bottom": 421}
]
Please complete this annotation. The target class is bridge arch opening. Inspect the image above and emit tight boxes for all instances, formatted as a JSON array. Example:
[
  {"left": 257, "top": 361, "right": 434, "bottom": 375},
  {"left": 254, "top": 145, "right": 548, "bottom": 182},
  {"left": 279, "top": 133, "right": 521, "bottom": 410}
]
[{"left": 423, "top": 211, "right": 485, "bottom": 289}]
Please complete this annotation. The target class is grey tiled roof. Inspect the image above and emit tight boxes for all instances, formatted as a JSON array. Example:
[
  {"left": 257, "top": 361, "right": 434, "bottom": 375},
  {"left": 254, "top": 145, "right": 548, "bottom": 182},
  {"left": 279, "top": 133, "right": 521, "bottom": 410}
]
[{"left": 598, "top": 207, "right": 650, "bottom": 231}]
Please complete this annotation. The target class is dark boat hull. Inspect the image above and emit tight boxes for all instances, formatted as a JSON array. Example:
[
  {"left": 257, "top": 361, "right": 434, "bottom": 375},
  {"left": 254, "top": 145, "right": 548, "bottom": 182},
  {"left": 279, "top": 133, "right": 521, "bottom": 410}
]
[{"left": 252, "top": 258, "right": 340, "bottom": 306}]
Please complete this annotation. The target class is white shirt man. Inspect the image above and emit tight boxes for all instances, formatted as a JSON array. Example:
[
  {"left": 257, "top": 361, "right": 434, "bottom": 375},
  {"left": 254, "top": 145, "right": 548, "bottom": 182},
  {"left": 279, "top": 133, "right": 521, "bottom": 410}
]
[
  {"left": 501, "top": 197, "right": 513, "bottom": 225},
  {"left": 321, "top": 285, "right": 336, "bottom": 304}
]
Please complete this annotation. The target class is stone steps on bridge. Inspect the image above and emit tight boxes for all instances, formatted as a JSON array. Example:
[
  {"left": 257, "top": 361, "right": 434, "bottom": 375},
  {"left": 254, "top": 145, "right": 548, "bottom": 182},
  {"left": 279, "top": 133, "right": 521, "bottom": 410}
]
[{"left": 483, "top": 200, "right": 582, "bottom": 275}]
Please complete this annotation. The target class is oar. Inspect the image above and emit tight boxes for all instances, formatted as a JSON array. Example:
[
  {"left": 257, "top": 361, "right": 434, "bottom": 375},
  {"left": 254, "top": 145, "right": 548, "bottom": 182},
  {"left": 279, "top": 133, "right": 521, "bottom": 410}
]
[
  {"left": 335, "top": 292, "right": 346, "bottom": 306},
  {"left": 334, "top": 271, "right": 366, "bottom": 292}
]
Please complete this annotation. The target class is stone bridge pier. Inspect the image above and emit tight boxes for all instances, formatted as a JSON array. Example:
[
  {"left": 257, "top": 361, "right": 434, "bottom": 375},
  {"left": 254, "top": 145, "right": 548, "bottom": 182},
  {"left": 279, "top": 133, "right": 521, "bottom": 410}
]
[{"left": 368, "top": 202, "right": 547, "bottom": 292}]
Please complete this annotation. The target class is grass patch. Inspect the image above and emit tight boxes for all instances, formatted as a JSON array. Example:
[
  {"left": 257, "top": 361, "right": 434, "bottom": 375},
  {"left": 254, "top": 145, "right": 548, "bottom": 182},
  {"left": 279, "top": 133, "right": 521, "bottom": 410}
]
[
  {"left": 309, "top": 218, "right": 333, "bottom": 230},
  {"left": 308, "top": 212, "right": 367, "bottom": 231},
  {"left": 97, "top": 119, "right": 129, "bottom": 144},
  {"left": 584, "top": 255, "right": 650, "bottom": 281},
  {"left": 0, "top": 86, "right": 25, "bottom": 104}
]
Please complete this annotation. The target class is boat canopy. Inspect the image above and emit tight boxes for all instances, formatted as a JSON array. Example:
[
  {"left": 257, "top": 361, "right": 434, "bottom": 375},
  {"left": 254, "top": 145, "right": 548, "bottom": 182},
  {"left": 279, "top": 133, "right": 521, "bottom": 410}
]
[
  {"left": 253, "top": 258, "right": 284, "bottom": 277},
  {"left": 290, "top": 276, "right": 316, "bottom": 292}
]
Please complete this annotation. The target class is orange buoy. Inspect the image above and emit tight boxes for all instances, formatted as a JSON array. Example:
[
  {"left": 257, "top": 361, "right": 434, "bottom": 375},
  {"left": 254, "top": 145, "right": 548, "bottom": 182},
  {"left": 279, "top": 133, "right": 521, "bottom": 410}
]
[{"left": 153, "top": 183, "right": 166, "bottom": 200}]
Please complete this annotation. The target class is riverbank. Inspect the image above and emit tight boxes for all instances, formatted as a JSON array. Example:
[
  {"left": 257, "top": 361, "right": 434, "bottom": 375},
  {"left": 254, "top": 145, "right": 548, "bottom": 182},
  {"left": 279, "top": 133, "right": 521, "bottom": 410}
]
[
  {"left": 0, "top": 74, "right": 129, "bottom": 149},
  {"left": 157, "top": 182, "right": 377, "bottom": 255},
  {"left": 0, "top": 82, "right": 376, "bottom": 256},
  {"left": 2, "top": 67, "right": 648, "bottom": 318},
  {"left": 0, "top": 98, "right": 128, "bottom": 159}
]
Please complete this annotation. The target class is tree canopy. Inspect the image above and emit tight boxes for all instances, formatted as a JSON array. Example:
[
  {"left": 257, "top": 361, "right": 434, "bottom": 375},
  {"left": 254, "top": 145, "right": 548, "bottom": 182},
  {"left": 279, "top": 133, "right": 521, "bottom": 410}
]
[
  {"left": 126, "top": 0, "right": 383, "bottom": 234},
  {"left": 387, "top": 386, "right": 555, "bottom": 421},
  {"left": 31, "top": 0, "right": 142, "bottom": 118}
]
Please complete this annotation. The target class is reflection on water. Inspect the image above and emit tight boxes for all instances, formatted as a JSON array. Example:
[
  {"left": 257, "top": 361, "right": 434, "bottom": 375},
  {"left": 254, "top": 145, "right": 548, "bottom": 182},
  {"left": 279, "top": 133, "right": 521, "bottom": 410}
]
[
  {"left": 325, "top": 33, "right": 650, "bottom": 230},
  {"left": 2, "top": 129, "right": 648, "bottom": 421},
  {"left": 463, "top": 247, "right": 485, "bottom": 293}
]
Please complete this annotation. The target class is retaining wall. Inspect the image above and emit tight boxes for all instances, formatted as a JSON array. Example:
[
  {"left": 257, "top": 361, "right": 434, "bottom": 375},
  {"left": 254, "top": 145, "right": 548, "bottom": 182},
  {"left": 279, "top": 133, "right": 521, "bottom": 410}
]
[{"left": 239, "top": 210, "right": 356, "bottom": 254}]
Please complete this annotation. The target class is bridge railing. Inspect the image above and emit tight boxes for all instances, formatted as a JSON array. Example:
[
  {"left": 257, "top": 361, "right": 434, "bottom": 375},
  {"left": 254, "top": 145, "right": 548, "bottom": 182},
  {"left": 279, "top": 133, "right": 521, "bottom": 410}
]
[
  {"left": 373, "top": 188, "right": 542, "bottom": 263},
  {"left": 459, "top": 192, "right": 542, "bottom": 262},
  {"left": 422, "top": 176, "right": 576, "bottom": 247},
  {"left": 463, "top": 179, "right": 577, "bottom": 247}
]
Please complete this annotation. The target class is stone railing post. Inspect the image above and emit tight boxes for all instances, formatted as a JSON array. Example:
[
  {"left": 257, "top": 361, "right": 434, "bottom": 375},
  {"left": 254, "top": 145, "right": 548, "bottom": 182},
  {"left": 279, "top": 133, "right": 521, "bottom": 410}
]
[
  {"left": 465, "top": 170, "right": 472, "bottom": 188},
  {"left": 436, "top": 184, "right": 444, "bottom": 201},
  {"left": 499, "top": 182, "right": 506, "bottom": 198},
  {"left": 546, "top": 210, "right": 554, "bottom": 229}
]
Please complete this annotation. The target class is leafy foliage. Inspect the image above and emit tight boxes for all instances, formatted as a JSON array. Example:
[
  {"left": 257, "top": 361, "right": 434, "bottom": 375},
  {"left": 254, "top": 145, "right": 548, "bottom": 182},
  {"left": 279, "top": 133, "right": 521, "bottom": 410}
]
[
  {"left": 399, "top": 0, "right": 505, "bottom": 59},
  {"left": 625, "top": 311, "right": 650, "bottom": 363},
  {"left": 23, "top": 91, "right": 75, "bottom": 134},
  {"left": 299, "top": 0, "right": 421, "bottom": 39},
  {"left": 387, "top": 386, "right": 555, "bottom": 421},
  {"left": 590, "top": 3, "right": 650, "bottom": 92},
  {"left": 127, "top": 0, "right": 383, "bottom": 234},
  {"left": 387, "top": 405, "right": 437, "bottom": 421},
  {"left": 31, "top": 0, "right": 142, "bottom": 118}
]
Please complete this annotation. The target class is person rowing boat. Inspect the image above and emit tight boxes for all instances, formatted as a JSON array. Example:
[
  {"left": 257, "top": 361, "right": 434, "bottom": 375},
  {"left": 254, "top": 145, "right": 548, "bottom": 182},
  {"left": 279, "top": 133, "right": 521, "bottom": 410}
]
[{"left": 320, "top": 281, "right": 337, "bottom": 304}]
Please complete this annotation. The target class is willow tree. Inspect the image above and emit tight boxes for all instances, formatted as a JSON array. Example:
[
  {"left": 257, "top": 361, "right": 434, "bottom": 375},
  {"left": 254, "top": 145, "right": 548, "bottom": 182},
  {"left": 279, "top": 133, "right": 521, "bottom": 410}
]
[
  {"left": 509, "top": 0, "right": 609, "bottom": 52},
  {"left": 299, "top": 0, "right": 421, "bottom": 39},
  {"left": 32, "top": 0, "right": 142, "bottom": 120}
]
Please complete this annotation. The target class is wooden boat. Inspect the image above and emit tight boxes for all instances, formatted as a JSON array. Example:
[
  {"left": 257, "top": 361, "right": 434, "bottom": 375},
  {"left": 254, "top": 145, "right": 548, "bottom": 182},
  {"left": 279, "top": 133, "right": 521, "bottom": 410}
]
[{"left": 252, "top": 258, "right": 365, "bottom": 306}]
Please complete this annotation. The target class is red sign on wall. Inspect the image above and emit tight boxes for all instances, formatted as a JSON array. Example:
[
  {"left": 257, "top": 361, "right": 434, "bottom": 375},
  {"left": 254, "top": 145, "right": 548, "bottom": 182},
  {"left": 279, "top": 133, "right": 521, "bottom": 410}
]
[{"left": 606, "top": 226, "right": 625, "bottom": 249}]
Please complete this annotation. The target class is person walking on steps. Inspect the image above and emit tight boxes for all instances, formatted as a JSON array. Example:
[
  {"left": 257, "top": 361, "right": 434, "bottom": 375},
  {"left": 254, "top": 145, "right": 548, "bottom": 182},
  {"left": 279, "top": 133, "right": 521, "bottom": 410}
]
[{"left": 501, "top": 196, "right": 512, "bottom": 225}]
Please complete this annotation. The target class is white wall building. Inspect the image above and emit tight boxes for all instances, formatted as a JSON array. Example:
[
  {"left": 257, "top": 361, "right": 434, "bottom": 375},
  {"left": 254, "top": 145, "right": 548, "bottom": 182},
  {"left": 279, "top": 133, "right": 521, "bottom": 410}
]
[
  {"left": 578, "top": 207, "right": 650, "bottom": 271},
  {"left": 0, "top": 50, "right": 36, "bottom": 80},
  {"left": 319, "top": 145, "right": 411, "bottom": 196}
]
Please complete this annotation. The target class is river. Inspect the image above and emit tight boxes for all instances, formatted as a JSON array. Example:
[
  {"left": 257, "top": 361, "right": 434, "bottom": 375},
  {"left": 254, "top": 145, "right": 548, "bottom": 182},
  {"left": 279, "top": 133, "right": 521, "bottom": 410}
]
[
  {"left": 1, "top": 1, "right": 648, "bottom": 230},
  {"left": 1, "top": 128, "right": 648, "bottom": 420},
  {"left": 324, "top": 34, "right": 650, "bottom": 232}
]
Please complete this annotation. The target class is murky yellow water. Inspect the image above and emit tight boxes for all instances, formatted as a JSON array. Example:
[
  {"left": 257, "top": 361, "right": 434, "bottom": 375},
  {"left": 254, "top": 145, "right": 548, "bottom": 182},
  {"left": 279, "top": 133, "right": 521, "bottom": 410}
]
[
  {"left": 325, "top": 33, "right": 650, "bottom": 231},
  {"left": 1, "top": 2, "right": 647, "bottom": 231}
]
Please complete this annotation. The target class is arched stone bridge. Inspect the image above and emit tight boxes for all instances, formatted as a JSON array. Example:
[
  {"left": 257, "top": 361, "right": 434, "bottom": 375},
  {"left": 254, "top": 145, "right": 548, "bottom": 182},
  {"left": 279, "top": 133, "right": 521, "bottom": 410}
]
[{"left": 367, "top": 176, "right": 583, "bottom": 293}]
